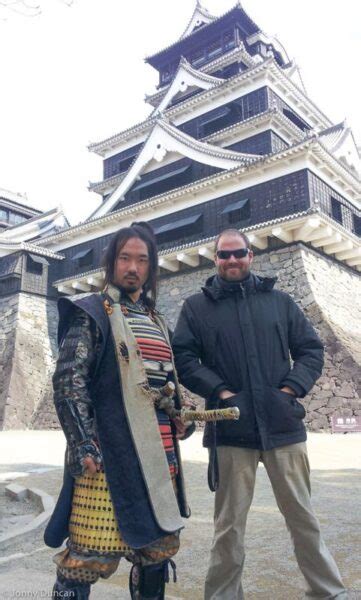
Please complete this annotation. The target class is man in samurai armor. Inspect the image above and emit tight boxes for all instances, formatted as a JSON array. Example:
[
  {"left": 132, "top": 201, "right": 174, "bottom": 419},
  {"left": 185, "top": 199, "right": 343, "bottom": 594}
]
[{"left": 44, "top": 222, "right": 194, "bottom": 600}]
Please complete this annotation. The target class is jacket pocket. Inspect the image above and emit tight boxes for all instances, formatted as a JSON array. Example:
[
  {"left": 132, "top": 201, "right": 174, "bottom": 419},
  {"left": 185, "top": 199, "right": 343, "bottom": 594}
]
[
  {"left": 217, "top": 391, "right": 258, "bottom": 442},
  {"left": 266, "top": 387, "right": 305, "bottom": 435}
]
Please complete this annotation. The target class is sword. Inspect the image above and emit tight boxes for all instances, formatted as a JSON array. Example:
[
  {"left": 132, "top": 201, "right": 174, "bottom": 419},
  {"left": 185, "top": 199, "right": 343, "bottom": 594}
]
[
  {"left": 177, "top": 406, "right": 240, "bottom": 423},
  {"left": 156, "top": 381, "right": 240, "bottom": 423}
]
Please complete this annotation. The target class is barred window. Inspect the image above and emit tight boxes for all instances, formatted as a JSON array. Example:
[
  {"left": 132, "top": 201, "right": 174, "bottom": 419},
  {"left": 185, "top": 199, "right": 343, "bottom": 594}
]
[
  {"left": 72, "top": 248, "right": 94, "bottom": 270},
  {"left": 8, "top": 212, "right": 27, "bottom": 226},
  {"left": 308, "top": 173, "right": 357, "bottom": 234},
  {"left": 353, "top": 214, "right": 361, "bottom": 236},
  {"left": 227, "top": 200, "right": 251, "bottom": 224},
  {"left": 223, "top": 30, "right": 235, "bottom": 50},
  {"left": 191, "top": 47, "right": 205, "bottom": 65},
  {"left": 331, "top": 197, "right": 343, "bottom": 224},
  {"left": 207, "top": 38, "right": 222, "bottom": 59},
  {"left": 26, "top": 255, "right": 43, "bottom": 275}
]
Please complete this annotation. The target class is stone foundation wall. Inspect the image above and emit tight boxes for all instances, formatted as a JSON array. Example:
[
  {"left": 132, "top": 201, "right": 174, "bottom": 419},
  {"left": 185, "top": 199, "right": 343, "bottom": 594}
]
[
  {"left": 158, "top": 243, "right": 360, "bottom": 431},
  {"left": 0, "top": 295, "right": 19, "bottom": 429},
  {"left": 0, "top": 292, "right": 58, "bottom": 429}
]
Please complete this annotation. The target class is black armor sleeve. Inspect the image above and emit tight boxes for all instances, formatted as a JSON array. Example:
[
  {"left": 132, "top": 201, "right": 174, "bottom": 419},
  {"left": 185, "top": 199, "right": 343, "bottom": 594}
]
[{"left": 53, "top": 306, "right": 102, "bottom": 476}]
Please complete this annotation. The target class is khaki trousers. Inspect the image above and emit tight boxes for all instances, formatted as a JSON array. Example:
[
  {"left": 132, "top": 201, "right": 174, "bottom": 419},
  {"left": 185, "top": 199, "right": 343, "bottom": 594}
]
[{"left": 204, "top": 443, "right": 347, "bottom": 600}]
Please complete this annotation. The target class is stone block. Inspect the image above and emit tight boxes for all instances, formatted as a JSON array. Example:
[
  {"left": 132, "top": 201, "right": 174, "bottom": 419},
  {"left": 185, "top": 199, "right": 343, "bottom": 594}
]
[
  {"left": 318, "top": 407, "right": 336, "bottom": 415},
  {"left": 308, "top": 400, "right": 326, "bottom": 411},
  {"left": 5, "top": 483, "right": 28, "bottom": 501},
  {"left": 317, "top": 390, "right": 333, "bottom": 399},
  {"left": 334, "top": 384, "right": 356, "bottom": 399}
]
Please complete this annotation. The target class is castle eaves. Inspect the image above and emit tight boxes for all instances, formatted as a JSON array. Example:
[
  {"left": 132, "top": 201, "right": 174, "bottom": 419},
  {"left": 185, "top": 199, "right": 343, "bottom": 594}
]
[
  {"left": 89, "top": 59, "right": 332, "bottom": 157},
  {"left": 145, "top": 44, "right": 258, "bottom": 107},
  {"left": 145, "top": 3, "right": 259, "bottom": 65},
  {"left": 36, "top": 135, "right": 361, "bottom": 249}
]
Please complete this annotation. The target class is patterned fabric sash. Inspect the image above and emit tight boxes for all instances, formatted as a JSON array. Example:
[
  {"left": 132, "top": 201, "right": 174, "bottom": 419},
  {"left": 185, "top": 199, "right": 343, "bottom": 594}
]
[{"left": 104, "top": 285, "right": 183, "bottom": 534}]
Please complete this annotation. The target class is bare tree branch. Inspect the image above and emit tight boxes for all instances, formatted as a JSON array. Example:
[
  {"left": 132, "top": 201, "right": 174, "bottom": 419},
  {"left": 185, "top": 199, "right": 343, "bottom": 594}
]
[
  {"left": 0, "top": 1, "right": 40, "bottom": 17},
  {"left": 0, "top": 0, "right": 75, "bottom": 17}
]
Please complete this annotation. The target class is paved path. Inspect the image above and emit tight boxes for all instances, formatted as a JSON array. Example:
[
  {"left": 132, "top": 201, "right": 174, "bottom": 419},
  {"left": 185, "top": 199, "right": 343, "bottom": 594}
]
[{"left": 0, "top": 431, "right": 360, "bottom": 599}]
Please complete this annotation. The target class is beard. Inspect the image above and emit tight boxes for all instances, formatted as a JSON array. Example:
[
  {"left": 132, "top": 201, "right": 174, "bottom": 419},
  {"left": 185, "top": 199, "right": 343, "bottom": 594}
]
[
  {"left": 119, "top": 282, "right": 141, "bottom": 294},
  {"left": 221, "top": 265, "right": 250, "bottom": 281}
]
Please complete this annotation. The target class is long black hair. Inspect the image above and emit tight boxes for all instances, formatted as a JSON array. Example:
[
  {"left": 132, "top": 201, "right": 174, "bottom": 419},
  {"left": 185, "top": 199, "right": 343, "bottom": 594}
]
[{"left": 103, "top": 222, "right": 158, "bottom": 307}]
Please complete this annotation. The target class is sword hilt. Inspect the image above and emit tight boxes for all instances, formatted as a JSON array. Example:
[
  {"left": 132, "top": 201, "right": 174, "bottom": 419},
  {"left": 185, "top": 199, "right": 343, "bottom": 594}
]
[{"left": 178, "top": 406, "right": 240, "bottom": 423}]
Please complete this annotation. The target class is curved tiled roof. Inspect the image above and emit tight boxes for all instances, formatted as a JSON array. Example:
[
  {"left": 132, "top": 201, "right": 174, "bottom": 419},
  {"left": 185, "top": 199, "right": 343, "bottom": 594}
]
[
  {"left": 0, "top": 240, "right": 64, "bottom": 259},
  {"left": 179, "top": 1, "right": 217, "bottom": 41},
  {"left": 89, "top": 171, "right": 126, "bottom": 193},
  {"left": 89, "top": 59, "right": 274, "bottom": 154},
  {"left": 318, "top": 122, "right": 348, "bottom": 152},
  {"left": 0, "top": 189, "right": 42, "bottom": 216},
  {"left": 150, "top": 57, "right": 224, "bottom": 117},
  {"left": 145, "top": 3, "right": 259, "bottom": 64},
  {"left": 89, "top": 107, "right": 304, "bottom": 196},
  {"left": 88, "top": 117, "right": 261, "bottom": 218},
  {"left": 38, "top": 133, "right": 361, "bottom": 250},
  {"left": 175, "top": 56, "right": 224, "bottom": 84},
  {"left": 145, "top": 43, "right": 257, "bottom": 107},
  {"left": 89, "top": 58, "right": 332, "bottom": 157},
  {"left": 156, "top": 117, "right": 259, "bottom": 164}
]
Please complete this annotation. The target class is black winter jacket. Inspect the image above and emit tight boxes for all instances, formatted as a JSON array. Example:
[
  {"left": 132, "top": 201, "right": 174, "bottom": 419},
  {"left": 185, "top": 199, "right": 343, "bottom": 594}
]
[{"left": 172, "top": 273, "right": 324, "bottom": 450}]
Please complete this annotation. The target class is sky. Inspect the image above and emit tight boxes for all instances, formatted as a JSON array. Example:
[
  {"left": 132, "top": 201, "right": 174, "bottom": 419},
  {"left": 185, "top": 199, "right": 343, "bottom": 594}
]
[{"left": 0, "top": 0, "right": 360, "bottom": 225}]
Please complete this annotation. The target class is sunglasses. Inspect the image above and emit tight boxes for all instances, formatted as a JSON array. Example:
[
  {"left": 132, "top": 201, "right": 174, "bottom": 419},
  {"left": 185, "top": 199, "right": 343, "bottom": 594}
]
[{"left": 216, "top": 248, "right": 249, "bottom": 260}]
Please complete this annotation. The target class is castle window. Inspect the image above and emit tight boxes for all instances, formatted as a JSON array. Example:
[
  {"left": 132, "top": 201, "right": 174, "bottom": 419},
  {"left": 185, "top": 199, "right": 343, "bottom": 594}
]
[
  {"left": 223, "top": 30, "right": 235, "bottom": 50},
  {"left": 222, "top": 199, "right": 250, "bottom": 224},
  {"left": 331, "top": 197, "right": 343, "bottom": 224},
  {"left": 283, "top": 109, "right": 310, "bottom": 132},
  {"left": 191, "top": 47, "right": 205, "bottom": 66},
  {"left": 199, "top": 105, "right": 231, "bottom": 136},
  {"left": 26, "top": 254, "right": 48, "bottom": 275},
  {"left": 128, "top": 164, "right": 191, "bottom": 201},
  {"left": 155, "top": 213, "right": 202, "bottom": 244},
  {"left": 132, "top": 165, "right": 190, "bottom": 193},
  {"left": 207, "top": 38, "right": 221, "bottom": 59},
  {"left": 113, "top": 154, "right": 137, "bottom": 175},
  {"left": 8, "top": 212, "right": 27, "bottom": 226},
  {"left": 72, "top": 248, "right": 94, "bottom": 269},
  {"left": 352, "top": 214, "right": 361, "bottom": 236}
]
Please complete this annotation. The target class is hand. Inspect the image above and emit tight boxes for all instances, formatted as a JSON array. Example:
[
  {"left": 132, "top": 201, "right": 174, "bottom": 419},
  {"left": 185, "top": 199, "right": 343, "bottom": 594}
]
[
  {"left": 280, "top": 386, "right": 296, "bottom": 396},
  {"left": 172, "top": 416, "right": 188, "bottom": 439},
  {"left": 219, "top": 390, "right": 235, "bottom": 401},
  {"left": 183, "top": 397, "right": 197, "bottom": 410},
  {"left": 82, "top": 456, "right": 101, "bottom": 475}
]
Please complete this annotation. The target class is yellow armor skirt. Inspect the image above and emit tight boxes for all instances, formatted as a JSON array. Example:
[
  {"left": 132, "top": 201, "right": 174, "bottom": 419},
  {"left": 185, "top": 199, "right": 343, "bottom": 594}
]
[
  {"left": 69, "top": 469, "right": 130, "bottom": 554},
  {"left": 54, "top": 469, "right": 180, "bottom": 581}
]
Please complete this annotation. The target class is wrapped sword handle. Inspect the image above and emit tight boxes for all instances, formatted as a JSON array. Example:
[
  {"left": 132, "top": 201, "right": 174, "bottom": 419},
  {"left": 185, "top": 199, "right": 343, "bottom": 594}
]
[{"left": 178, "top": 406, "right": 240, "bottom": 423}]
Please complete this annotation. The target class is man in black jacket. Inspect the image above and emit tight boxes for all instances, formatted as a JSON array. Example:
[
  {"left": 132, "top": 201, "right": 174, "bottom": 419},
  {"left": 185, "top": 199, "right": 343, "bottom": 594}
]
[{"left": 172, "top": 229, "right": 347, "bottom": 600}]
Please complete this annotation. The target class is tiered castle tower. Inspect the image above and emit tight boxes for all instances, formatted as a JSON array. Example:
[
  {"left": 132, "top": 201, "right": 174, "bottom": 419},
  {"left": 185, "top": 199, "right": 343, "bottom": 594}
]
[{"left": 0, "top": 2, "right": 360, "bottom": 429}]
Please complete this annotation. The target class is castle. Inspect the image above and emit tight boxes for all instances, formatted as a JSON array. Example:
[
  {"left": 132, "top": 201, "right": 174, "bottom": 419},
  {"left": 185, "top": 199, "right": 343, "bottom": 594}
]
[{"left": 0, "top": 2, "right": 360, "bottom": 430}]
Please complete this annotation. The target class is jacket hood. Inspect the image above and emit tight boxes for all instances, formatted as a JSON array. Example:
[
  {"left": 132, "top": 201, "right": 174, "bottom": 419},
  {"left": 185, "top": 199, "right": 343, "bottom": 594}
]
[{"left": 202, "top": 272, "right": 277, "bottom": 301}]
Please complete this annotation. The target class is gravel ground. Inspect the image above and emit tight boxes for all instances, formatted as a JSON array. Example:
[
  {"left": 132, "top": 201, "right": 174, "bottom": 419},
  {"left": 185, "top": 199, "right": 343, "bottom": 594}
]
[{"left": 0, "top": 432, "right": 360, "bottom": 599}]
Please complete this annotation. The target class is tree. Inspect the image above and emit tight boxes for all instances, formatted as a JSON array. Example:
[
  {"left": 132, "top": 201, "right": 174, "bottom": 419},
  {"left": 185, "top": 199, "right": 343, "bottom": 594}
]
[{"left": 0, "top": 0, "right": 74, "bottom": 18}]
